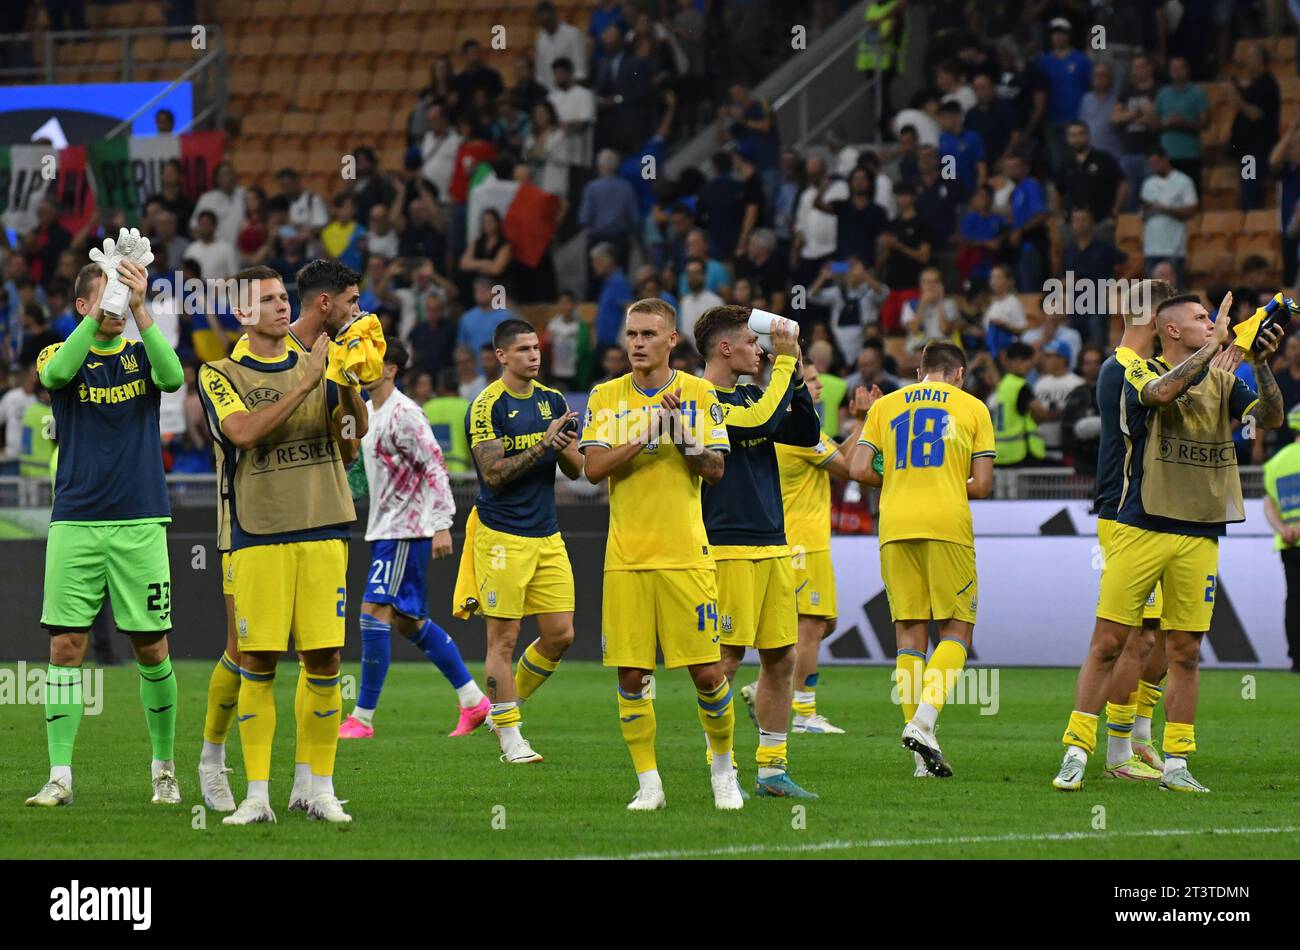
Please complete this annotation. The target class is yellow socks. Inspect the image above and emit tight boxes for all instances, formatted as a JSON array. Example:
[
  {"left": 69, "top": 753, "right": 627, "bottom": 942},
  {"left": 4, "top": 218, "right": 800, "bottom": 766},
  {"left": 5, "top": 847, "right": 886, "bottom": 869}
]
[
  {"left": 1162, "top": 721, "right": 1196, "bottom": 760},
  {"left": 202, "top": 652, "right": 241, "bottom": 745},
  {"left": 1134, "top": 677, "right": 1164, "bottom": 742},
  {"left": 756, "top": 729, "right": 788, "bottom": 778},
  {"left": 911, "top": 638, "right": 968, "bottom": 731},
  {"left": 617, "top": 686, "right": 657, "bottom": 774},
  {"left": 294, "top": 662, "right": 309, "bottom": 770},
  {"left": 792, "top": 672, "right": 817, "bottom": 718},
  {"left": 515, "top": 640, "right": 560, "bottom": 701},
  {"left": 894, "top": 649, "right": 925, "bottom": 723},
  {"left": 696, "top": 679, "right": 734, "bottom": 761},
  {"left": 236, "top": 668, "right": 277, "bottom": 782},
  {"left": 301, "top": 672, "right": 342, "bottom": 780},
  {"left": 1104, "top": 701, "right": 1138, "bottom": 767},
  {"left": 1062, "top": 710, "right": 1099, "bottom": 756}
]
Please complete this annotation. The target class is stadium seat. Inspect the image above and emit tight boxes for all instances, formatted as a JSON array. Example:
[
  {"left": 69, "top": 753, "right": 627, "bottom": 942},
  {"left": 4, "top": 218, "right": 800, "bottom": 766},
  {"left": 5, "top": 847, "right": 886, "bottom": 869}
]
[
  {"left": 351, "top": 33, "right": 388, "bottom": 57},
  {"left": 240, "top": 112, "right": 282, "bottom": 138},
  {"left": 232, "top": 33, "right": 274, "bottom": 60},
  {"left": 1242, "top": 210, "right": 1278, "bottom": 237},
  {"left": 1235, "top": 244, "right": 1279, "bottom": 274},
  {"left": 132, "top": 36, "right": 167, "bottom": 62},
  {"left": 1282, "top": 77, "right": 1300, "bottom": 105},
  {"left": 274, "top": 34, "right": 312, "bottom": 58},
  {"left": 1115, "top": 214, "right": 1142, "bottom": 244},
  {"left": 92, "top": 38, "right": 123, "bottom": 65},
  {"left": 1202, "top": 210, "right": 1244, "bottom": 237},
  {"left": 1277, "top": 37, "right": 1297, "bottom": 64},
  {"left": 312, "top": 32, "right": 350, "bottom": 57},
  {"left": 286, "top": 0, "right": 327, "bottom": 16}
]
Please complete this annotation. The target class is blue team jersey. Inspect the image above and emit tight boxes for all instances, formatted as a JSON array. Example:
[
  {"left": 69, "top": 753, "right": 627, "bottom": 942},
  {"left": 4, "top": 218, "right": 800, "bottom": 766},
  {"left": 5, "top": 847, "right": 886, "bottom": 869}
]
[
  {"left": 1116, "top": 355, "right": 1257, "bottom": 538},
  {"left": 1093, "top": 351, "right": 1130, "bottom": 520},
  {"left": 38, "top": 337, "right": 170, "bottom": 524},
  {"left": 467, "top": 379, "right": 569, "bottom": 537}
]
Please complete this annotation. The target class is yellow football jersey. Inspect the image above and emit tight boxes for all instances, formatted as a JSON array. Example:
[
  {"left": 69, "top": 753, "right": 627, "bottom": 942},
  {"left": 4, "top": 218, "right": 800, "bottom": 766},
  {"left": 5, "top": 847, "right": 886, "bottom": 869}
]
[
  {"left": 860, "top": 380, "right": 995, "bottom": 548},
  {"left": 580, "top": 369, "right": 730, "bottom": 571},
  {"left": 230, "top": 327, "right": 308, "bottom": 360},
  {"left": 776, "top": 434, "right": 839, "bottom": 554}
]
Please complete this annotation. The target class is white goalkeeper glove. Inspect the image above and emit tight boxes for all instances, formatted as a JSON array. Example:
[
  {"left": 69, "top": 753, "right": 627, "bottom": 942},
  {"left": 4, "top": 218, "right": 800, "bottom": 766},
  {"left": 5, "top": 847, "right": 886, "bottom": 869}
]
[{"left": 89, "top": 228, "right": 154, "bottom": 317}]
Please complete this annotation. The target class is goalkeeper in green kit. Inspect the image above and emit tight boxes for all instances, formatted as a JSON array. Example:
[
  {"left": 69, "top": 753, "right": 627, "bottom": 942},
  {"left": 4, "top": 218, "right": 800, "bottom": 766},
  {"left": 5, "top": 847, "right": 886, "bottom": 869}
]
[{"left": 25, "top": 229, "right": 186, "bottom": 808}]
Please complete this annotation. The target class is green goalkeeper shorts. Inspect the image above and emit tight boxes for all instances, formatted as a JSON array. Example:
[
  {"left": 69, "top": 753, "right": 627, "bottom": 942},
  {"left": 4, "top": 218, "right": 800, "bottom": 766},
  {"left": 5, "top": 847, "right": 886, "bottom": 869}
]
[{"left": 42, "top": 521, "right": 173, "bottom": 635}]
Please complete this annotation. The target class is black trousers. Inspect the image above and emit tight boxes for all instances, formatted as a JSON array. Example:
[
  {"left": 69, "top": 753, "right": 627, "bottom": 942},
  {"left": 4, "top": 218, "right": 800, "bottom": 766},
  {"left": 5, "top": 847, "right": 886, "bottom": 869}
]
[{"left": 1281, "top": 547, "right": 1300, "bottom": 670}]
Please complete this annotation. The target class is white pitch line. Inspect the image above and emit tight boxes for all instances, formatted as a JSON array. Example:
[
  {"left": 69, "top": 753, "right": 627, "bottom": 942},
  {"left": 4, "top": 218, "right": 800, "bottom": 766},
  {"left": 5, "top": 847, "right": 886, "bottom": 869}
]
[{"left": 569, "top": 825, "right": 1300, "bottom": 861}]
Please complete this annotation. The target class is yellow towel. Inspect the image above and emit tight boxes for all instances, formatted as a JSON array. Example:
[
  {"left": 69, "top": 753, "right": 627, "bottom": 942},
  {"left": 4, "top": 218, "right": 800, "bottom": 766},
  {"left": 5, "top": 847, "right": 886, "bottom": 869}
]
[
  {"left": 326, "top": 313, "right": 386, "bottom": 387},
  {"left": 451, "top": 507, "right": 482, "bottom": 620},
  {"left": 1232, "top": 293, "right": 1285, "bottom": 353}
]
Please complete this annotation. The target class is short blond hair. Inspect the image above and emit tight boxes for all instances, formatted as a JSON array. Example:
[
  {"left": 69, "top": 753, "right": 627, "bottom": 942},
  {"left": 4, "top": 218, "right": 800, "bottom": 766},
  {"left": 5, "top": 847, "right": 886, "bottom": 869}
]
[
  {"left": 1122, "top": 278, "right": 1175, "bottom": 328},
  {"left": 626, "top": 297, "right": 677, "bottom": 331}
]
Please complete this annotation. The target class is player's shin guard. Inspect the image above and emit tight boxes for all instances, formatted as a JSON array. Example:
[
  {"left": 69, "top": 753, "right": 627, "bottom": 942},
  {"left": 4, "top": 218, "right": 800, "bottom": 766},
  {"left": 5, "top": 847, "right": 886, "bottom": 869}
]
[
  {"left": 302, "top": 673, "right": 343, "bottom": 781},
  {"left": 617, "top": 687, "right": 657, "bottom": 773},
  {"left": 792, "top": 672, "right": 817, "bottom": 718},
  {"left": 294, "top": 663, "right": 309, "bottom": 771},
  {"left": 696, "top": 679, "right": 735, "bottom": 760},
  {"left": 203, "top": 652, "right": 241, "bottom": 745},
  {"left": 357, "top": 613, "right": 392, "bottom": 718},
  {"left": 1134, "top": 677, "right": 1164, "bottom": 741},
  {"left": 1161, "top": 721, "right": 1196, "bottom": 762},
  {"left": 914, "top": 638, "right": 967, "bottom": 730},
  {"left": 237, "top": 669, "right": 277, "bottom": 782},
  {"left": 1062, "top": 710, "right": 1099, "bottom": 756},
  {"left": 45, "top": 664, "right": 84, "bottom": 768},
  {"left": 1105, "top": 701, "right": 1137, "bottom": 765},
  {"left": 138, "top": 656, "right": 177, "bottom": 762},
  {"left": 515, "top": 639, "right": 560, "bottom": 700},
  {"left": 895, "top": 650, "right": 925, "bottom": 723},
  {"left": 490, "top": 702, "right": 522, "bottom": 731},
  {"left": 756, "top": 730, "right": 789, "bottom": 778},
  {"left": 411, "top": 618, "right": 474, "bottom": 691}
]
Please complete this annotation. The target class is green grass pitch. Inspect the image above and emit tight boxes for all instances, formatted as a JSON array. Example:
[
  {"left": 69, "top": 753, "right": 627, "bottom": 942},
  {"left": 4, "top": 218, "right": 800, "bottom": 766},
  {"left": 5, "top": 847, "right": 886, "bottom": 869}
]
[{"left": 2, "top": 661, "right": 1298, "bottom": 859}]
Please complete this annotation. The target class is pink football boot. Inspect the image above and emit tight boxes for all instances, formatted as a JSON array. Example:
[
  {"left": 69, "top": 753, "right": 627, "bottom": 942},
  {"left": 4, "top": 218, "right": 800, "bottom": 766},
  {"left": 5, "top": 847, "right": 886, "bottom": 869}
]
[
  {"left": 338, "top": 714, "right": 374, "bottom": 739},
  {"left": 449, "top": 697, "right": 491, "bottom": 737}
]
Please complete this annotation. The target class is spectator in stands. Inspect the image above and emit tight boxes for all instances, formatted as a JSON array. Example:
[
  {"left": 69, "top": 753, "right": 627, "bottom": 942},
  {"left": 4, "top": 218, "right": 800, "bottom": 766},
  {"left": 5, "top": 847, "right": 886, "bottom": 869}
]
[
  {"left": 579, "top": 148, "right": 640, "bottom": 279},
  {"left": 1270, "top": 116, "right": 1300, "bottom": 286},
  {"left": 1062, "top": 343, "right": 1104, "bottom": 476},
  {"left": 534, "top": 1, "right": 587, "bottom": 89},
  {"left": 1156, "top": 55, "right": 1210, "bottom": 198},
  {"left": 915, "top": 144, "right": 961, "bottom": 252},
  {"left": 858, "top": 149, "right": 897, "bottom": 219},
  {"left": 593, "top": 23, "right": 654, "bottom": 155},
  {"left": 186, "top": 210, "right": 240, "bottom": 282},
  {"left": 155, "top": 108, "right": 175, "bottom": 134},
  {"left": 965, "top": 72, "right": 1018, "bottom": 171},
  {"left": 46, "top": 280, "right": 75, "bottom": 340},
  {"left": 675, "top": 227, "right": 730, "bottom": 298},
  {"left": 1006, "top": 150, "right": 1050, "bottom": 292},
  {"left": 457, "top": 277, "right": 517, "bottom": 356},
  {"left": 18, "top": 304, "right": 58, "bottom": 367},
  {"left": 408, "top": 291, "right": 456, "bottom": 380},
  {"left": 810, "top": 257, "right": 888, "bottom": 365},
  {"left": 1139, "top": 145, "right": 1198, "bottom": 287},
  {"left": 348, "top": 147, "right": 397, "bottom": 227},
  {"left": 190, "top": 160, "right": 244, "bottom": 246},
  {"left": 266, "top": 228, "right": 308, "bottom": 316},
  {"left": 397, "top": 181, "right": 448, "bottom": 269},
  {"left": 1267, "top": 334, "right": 1300, "bottom": 458},
  {"left": 454, "top": 39, "right": 504, "bottom": 108},
  {"left": 982, "top": 262, "right": 1026, "bottom": 358},
  {"left": 733, "top": 228, "right": 788, "bottom": 313},
  {"left": 149, "top": 209, "right": 189, "bottom": 276},
  {"left": 771, "top": 149, "right": 804, "bottom": 259},
  {"left": 595, "top": 343, "right": 632, "bottom": 386},
  {"left": 1229, "top": 42, "right": 1281, "bottom": 212},
  {"left": 1233, "top": 254, "right": 1276, "bottom": 310},
  {"left": 24, "top": 198, "right": 70, "bottom": 286},
  {"left": 891, "top": 88, "right": 941, "bottom": 148},
  {"left": 1056, "top": 121, "right": 1127, "bottom": 240},
  {"left": 902, "top": 266, "right": 961, "bottom": 353},
  {"left": 404, "top": 369, "right": 434, "bottom": 406},
  {"left": 407, "top": 56, "right": 458, "bottom": 146},
  {"left": 889, "top": 125, "right": 922, "bottom": 183},
  {"left": 509, "top": 54, "right": 549, "bottom": 115},
  {"left": 0, "top": 364, "right": 36, "bottom": 475},
  {"left": 844, "top": 339, "right": 901, "bottom": 397},
  {"left": 237, "top": 187, "right": 271, "bottom": 266},
  {"left": 677, "top": 259, "right": 724, "bottom": 347},
  {"left": 1023, "top": 308, "right": 1082, "bottom": 368},
  {"left": 815, "top": 165, "right": 889, "bottom": 267},
  {"left": 994, "top": 37, "right": 1047, "bottom": 163},
  {"left": 936, "top": 59, "right": 977, "bottom": 115},
  {"left": 694, "top": 150, "right": 742, "bottom": 263},
  {"left": 425, "top": 368, "right": 472, "bottom": 473},
  {"left": 957, "top": 183, "right": 1003, "bottom": 289},
  {"left": 792, "top": 154, "right": 846, "bottom": 287},
  {"left": 322, "top": 194, "right": 366, "bottom": 272},
  {"left": 589, "top": 242, "right": 632, "bottom": 349},
  {"left": 490, "top": 92, "right": 531, "bottom": 154},
  {"left": 145, "top": 159, "right": 194, "bottom": 238},
  {"left": 1113, "top": 54, "right": 1160, "bottom": 212},
  {"left": 524, "top": 100, "right": 570, "bottom": 199},
  {"left": 458, "top": 207, "right": 513, "bottom": 302},
  {"left": 1077, "top": 61, "right": 1122, "bottom": 161},
  {"left": 1061, "top": 207, "right": 1131, "bottom": 347},
  {"left": 359, "top": 255, "right": 399, "bottom": 315},
  {"left": 878, "top": 180, "right": 932, "bottom": 333},
  {"left": 454, "top": 345, "right": 487, "bottom": 401},
  {"left": 367, "top": 203, "right": 401, "bottom": 261},
  {"left": 721, "top": 83, "right": 781, "bottom": 196},
  {"left": 544, "top": 290, "right": 584, "bottom": 391},
  {"left": 549, "top": 57, "right": 597, "bottom": 190},
  {"left": 1032, "top": 340, "right": 1085, "bottom": 462},
  {"left": 276, "top": 167, "right": 328, "bottom": 241},
  {"left": 937, "top": 101, "right": 987, "bottom": 201},
  {"left": 419, "top": 102, "right": 462, "bottom": 204},
  {"left": 1036, "top": 18, "right": 1092, "bottom": 176},
  {"left": 1090, "top": 0, "right": 1145, "bottom": 80}
]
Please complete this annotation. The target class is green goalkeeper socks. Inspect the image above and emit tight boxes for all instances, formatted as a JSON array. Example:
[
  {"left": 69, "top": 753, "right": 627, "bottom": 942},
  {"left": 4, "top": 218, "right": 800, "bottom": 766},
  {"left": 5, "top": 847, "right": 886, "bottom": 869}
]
[
  {"left": 138, "top": 656, "right": 177, "bottom": 762},
  {"left": 45, "top": 664, "right": 84, "bottom": 767}
]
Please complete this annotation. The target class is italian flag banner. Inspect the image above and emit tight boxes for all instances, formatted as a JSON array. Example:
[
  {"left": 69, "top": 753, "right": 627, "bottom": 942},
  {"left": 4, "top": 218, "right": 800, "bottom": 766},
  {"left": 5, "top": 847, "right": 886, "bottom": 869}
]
[
  {"left": 465, "top": 162, "right": 562, "bottom": 268},
  {"left": 0, "top": 131, "right": 224, "bottom": 237}
]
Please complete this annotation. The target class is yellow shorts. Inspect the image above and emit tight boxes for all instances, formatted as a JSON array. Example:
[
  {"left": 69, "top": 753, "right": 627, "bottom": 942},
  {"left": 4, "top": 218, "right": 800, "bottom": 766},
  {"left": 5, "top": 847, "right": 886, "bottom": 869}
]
[
  {"left": 473, "top": 522, "right": 574, "bottom": 619},
  {"left": 716, "top": 555, "right": 798, "bottom": 649},
  {"left": 793, "top": 548, "right": 837, "bottom": 618},
  {"left": 602, "top": 568, "right": 721, "bottom": 670},
  {"left": 1097, "top": 522, "right": 1217, "bottom": 632},
  {"left": 231, "top": 539, "right": 348, "bottom": 652},
  {"left": 221, "top": 551, "right": 234, "bottom": 597},
  {"left": 880, "top": 539, "right": 978, "bottom": 623},
  {"left": 1098, "top": 518, "right": 1161, "bottom": 622}
]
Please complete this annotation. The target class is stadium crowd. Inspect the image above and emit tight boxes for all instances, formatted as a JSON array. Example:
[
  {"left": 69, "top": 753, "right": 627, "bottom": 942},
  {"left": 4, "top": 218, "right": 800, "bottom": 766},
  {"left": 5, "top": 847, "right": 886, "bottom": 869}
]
[{"left": 3, "top": 0, "right": 1300, "bottom": 485}]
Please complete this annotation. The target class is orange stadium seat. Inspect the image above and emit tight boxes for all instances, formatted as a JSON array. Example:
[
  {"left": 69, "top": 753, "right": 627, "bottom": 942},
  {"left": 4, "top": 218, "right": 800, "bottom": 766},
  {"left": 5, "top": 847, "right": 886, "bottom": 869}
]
[
  {"left": 59, "top": 42, "right": 95, "bottom": 66},
  {"left": 1202, "top": 210, "right": 1244, "bottom": 236},
  {"left": 351, "top": 33, "right": 388, "bottom": 57},
  {"left": 92, "top": 38, "right": 123, "bottom": 64},
  {"left": 287, "top": 0, "right": 327, "bottom": 16},
  {"left": 1242, "top": 210, "right": 1278, "bottom": 237},
  {"left": 166, "top": 39, "right": 199, "bottom": 65},
  {"left": 279, "top": 112, "right": 319, "bottom": 137},
  {"left": 1277, "top": 37, "right": 1297, "bottom": 64},
  {"left": 321, "top": 0, "right": 356, "bottom": 17},
  {"left": 1188, "top": 234, "right": 1235, "bottom": 282},
  {"left": 312, "top": 32, "right": 350, "bottom": 56},
  {"left": 274, "top": 34, "right": 312, "bottom": 58},
  {"left": 232, "top": 33, "right": 274, "bottom": 60},
  {"left": 1282, "top": 77, "right": 1300, "bottom": 104},
  {"left": 132, "top": 36, "right": 166, "bottom": 62},
  {"left": 1115, "top": 214, "right": 1142, "bottom": 244}
]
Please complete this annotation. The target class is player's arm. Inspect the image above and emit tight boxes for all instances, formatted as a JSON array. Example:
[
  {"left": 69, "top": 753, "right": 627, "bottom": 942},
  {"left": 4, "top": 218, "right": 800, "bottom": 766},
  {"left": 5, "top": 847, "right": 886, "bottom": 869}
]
[
  {"left": 1242, "top": 324, "right": 1285, "bottom": 429},
  {"left": 332, "top": 380, "right": 370, "bottom": 460},
  {"left": 474, "top": 414, "right": 576, "bottom": 490},
  {"left": 38, "top": 320, "right": 99, "bottom": 390},
  {"left": 208, "top": 334, "right": 329, "bottom": 450},
  {"left": 118, "top": 260, "right": 184, "bottom": 393},
  {"left": 723, "top": 354, "right": 796, "bottom": 437},
  {"left": 582, "top": 440, "right": 644, "bottom": 483},
  {"left": 664, "top": 385, "right": 726, "bottom": 485},
  {"left": 773, "top": 371, "right": 822, "bottom": 447},
  {"left": 401, "top": 410, "right": 456, "bottom": 557},
  {"left": 967, "top": 455, "right": 994, "bottom": 499},
  {"left": 969, "top": 401, "right": 997, "bottom": 498},
  {"left": 824, "top": 385, "right": 876, "bottom": 478},
  {"left": 846, "top": 386, "right": 886, "bottom": 484},
  {"left": 553, "top": 397, "right": 584, "bottom": 480},
  {"left": 1139, "top": 293, "right": 1233, "bottom": 407}
]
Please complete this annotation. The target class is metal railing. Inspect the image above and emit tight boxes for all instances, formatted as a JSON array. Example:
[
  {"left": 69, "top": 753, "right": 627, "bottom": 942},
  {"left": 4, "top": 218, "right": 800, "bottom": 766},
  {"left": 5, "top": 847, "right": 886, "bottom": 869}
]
[{"left": 0, "top": 26, "right": 226, "bottom": 135}]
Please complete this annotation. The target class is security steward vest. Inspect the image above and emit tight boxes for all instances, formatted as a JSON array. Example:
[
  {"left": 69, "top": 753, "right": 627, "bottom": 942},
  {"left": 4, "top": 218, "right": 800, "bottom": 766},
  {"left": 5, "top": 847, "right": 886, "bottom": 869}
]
[
  {"left": 857, "top": 0, "right": 905, "bottom": 73},
  {"left": 994, "top": 373, "right": 1045, "bottom": 465},
  {"left": 1141, "top": 367, "right": 1245, "bottom": 525},
  {"left": 206, "top": 352, "right": 355, "bottom": 545}
]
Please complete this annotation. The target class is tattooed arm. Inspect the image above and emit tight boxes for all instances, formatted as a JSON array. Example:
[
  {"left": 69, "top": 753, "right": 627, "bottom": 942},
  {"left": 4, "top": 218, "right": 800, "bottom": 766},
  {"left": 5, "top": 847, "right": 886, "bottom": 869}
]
[
  {"left": 1248, "top": 338, "right": 1285, "bottom": 429},
  {"left": 473, "top": 437, "right": 547, "bottom": 490},
  {"left": 1139, "top": 293, "right": 1234, "bottom": 407},
  {"left": 662, "top": 386, "right": 726, "bottom": 485}
]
